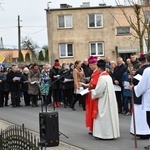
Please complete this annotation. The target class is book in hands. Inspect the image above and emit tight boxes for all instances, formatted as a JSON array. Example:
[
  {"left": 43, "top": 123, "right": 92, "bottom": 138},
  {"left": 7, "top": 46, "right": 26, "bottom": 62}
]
[
  {"left": 64, "top": 78, "right": 73, "bottom": 82},
  {"left": 124, "top": 81, "right": 130, "bottom": 89},
  {"left": 30, "top": 81, "right": 40, "bottom": 84},
  {"left": 114, "top": 85, "right": 121, "bottom": 91},
  {"left": 13, "top": 77, "right": 21, "bottom": 81},
  {"left": 80, "top": 88, "right": 90, "bottom": 96},
  {"left": 133, "top": 74, "right": 142, "bottom": 81},
  {"left": 80, "top": 82, "right": 87, "bottom": 86},
  {"left": 76, "top": 87, "right": 84, "bottom": 94}
]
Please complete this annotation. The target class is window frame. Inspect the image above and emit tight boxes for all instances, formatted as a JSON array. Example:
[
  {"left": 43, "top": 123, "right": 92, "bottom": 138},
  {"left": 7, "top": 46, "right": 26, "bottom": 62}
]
[
  {"left": 57, "top": 14, "right": 73, "bottom": 29},
  {"left": 89, "top": 42, "right": 104, "bottom": 56},
  {"left": 116, "top": 26, "right": 131, "bottom": 35},
  {"left": 88, "top": 13, "right": 103, "bottom": 28},
  {"left": 59, "top": 43, "right": 74, "bottom": 58},
  {"left": 144, "top": 11, "right": 150, "bottom": 24}
]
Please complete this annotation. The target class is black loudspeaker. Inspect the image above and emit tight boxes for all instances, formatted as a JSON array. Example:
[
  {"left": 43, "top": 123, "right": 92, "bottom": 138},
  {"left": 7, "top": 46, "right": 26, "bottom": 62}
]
[{"left": 39, "top": 111, "right": 59, "bottom": 147}]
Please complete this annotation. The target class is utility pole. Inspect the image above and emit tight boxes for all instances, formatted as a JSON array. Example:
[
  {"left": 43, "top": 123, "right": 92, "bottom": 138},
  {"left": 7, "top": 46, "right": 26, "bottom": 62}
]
[
  {"left": 148, "top": 23, "right": 150, "bottom": 52},
  {"left": 18, "top": 15, "right": 21, "bottom": 61},
  {"left": 0, "top": 37, "right": 4, "bottom": 49}
]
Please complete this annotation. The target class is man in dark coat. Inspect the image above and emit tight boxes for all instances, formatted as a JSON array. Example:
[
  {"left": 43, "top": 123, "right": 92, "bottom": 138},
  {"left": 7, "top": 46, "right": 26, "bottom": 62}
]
[
  {"left": 81, "top": 59, "right": 92, "bottom": 109},
  {"left": 112, "top": 57, "right": 127, "bottom": 113},
  {"left": 130, "top": 53, "right": 140, "bottom": 69},
  {"left": 7, "top": 65, "right": 22, "bottom": 107},
  {"left": 0, "top": 67, "right": 5, "bottom": 107}
]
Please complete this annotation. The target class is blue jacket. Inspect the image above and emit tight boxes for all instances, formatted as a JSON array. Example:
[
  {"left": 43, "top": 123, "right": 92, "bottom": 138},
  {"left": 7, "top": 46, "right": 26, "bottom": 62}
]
[{"left": 122, "top": 71, "right": 131, "bottom": 97}]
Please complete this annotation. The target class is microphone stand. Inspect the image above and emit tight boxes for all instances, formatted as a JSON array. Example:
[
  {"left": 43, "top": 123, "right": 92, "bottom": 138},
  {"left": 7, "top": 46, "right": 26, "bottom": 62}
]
[
  {"left": 39, "top": 69, "right": 70, "bottom": 143},
  {"left": 49, "top": 69, "right": 70, "bottom": 139},
  {"left": 49, "top": 69, "right": 70, "bottom": 111}
]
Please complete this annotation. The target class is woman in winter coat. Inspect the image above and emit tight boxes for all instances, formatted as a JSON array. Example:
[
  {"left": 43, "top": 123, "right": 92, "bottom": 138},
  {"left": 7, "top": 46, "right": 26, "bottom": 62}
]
[
  {"left": 21, "top": 67, "right": 30, "bottom": 106},
  {"left": 28, "top": 63, "right": 41, "bottom": 107},
  {"left": 70, "top": 60, "right": 85, "bottom": 110},
  {"left": 60, "top": 63, "right": 74, "bottom": 108},
  {"left": 49, "top": 62, "right": 62, "bottom": 108}
]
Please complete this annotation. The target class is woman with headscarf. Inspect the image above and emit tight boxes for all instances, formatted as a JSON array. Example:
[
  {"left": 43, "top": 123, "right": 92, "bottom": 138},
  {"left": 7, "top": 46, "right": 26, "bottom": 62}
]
[{"left": 28, "top": 63, "right": 41, "bottom": 107}]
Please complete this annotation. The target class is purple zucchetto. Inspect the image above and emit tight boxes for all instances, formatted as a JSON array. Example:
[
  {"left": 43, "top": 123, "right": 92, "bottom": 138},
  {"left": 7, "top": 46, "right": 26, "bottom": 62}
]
[{"left": 88, "top": 56, "right": 98, "bottom": 64}]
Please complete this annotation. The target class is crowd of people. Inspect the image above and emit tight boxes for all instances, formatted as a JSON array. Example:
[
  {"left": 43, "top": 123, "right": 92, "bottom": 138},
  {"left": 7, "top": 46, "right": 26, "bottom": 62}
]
[{"left": 0, "top": 52, "right": 150, "bottom": 147}]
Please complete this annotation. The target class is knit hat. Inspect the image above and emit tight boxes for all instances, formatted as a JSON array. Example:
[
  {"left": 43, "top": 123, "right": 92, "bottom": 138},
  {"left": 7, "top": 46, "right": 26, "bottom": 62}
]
[
  {"left": 138, "top": 53, "right": 146, "bottom": 62},
  {"left": 54, "top": 62, "right": 60, "bottom": 67},
  {"left": 22, "top": 65, "right": 26, "bottom": 70},
  {"left": 23, "top": 67, "right": 29, "bottom": 72},
  {"left": 88, "top": 56, "right": 97, "bottom": 64}
]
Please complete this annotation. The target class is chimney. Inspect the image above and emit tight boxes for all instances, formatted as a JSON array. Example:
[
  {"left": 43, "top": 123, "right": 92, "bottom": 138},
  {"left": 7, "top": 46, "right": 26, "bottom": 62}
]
[
  {"left": 81, "top": 2, "right": 90, "bottom": 7},
  {"left": 99, "top": 3, "right": 106, "bottom": 7},
  {"left": 60, "top": 4, "right": 72, "bottom": 8}
]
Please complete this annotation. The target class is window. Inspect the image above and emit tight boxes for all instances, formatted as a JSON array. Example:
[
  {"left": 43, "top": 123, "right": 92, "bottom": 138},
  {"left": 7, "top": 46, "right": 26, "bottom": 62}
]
[
  {"left": 144, "top": 11, "right": 150, "bottom": 23},
  {"left": 59, "top": 43, "right": 73, "bottom": 58},
  {"left": 58, "top": 15, "right": 72, "bottom": 28},
  {"left": 116, "top": 27, "right": 130, "bottom": 35},
  {"left": 90, "top": 42, "right": 104, "bottom": 56},
  {"left": 88, "top": 14, "right": 103, "bottom": 28}
]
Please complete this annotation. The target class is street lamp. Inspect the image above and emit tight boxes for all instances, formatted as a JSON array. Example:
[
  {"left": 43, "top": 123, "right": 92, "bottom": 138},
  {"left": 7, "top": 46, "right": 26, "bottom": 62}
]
[{"left": 47, "top": 1, "right": 51, "bottom": 10}]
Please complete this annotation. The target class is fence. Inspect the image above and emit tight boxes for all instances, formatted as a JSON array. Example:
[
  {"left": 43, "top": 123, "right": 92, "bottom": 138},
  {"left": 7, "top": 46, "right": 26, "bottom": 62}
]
[{"left": 0, "top": 124, "right": 40, "bottom": 150}]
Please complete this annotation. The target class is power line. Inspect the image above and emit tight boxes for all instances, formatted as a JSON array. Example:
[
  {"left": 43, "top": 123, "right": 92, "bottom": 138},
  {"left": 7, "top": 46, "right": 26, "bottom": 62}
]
[
  {"left": 0, "top": 26, "right": 17, "bottom": 29},
  {"left": 23, "top": 26, "right": 46, "bottom": 27},
  {"left": 22, "top": 27, "right": 46, "bottom": 34},
  {"left": 0, "top": 26, "right": 46, "bottom": 28}
]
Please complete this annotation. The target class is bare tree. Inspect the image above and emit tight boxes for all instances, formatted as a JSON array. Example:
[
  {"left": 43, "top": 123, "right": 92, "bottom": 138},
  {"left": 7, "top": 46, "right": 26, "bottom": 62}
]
[
  {"left": 5, "top": 52, "right": 13, "bottom": 62},
  {"left": 21, "top": 36, "right": 39, "bottom": 61},
  {"left": 115, "top": 0, "right": 150, "bottom": 53},
  {"left": 0, "top": 0, "right": 4, "bottom": 11}
]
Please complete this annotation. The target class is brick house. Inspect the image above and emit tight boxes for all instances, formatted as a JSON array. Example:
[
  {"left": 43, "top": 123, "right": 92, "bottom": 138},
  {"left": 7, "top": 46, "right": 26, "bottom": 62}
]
[{"left": 0, "top": 49, "right": 32, "bottom": 62}]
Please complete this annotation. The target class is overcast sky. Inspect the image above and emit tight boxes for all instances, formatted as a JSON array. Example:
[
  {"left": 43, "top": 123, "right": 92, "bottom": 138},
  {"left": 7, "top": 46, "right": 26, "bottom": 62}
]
[{"left": 0, "top": 0, "right": 124, "bottom": 49}]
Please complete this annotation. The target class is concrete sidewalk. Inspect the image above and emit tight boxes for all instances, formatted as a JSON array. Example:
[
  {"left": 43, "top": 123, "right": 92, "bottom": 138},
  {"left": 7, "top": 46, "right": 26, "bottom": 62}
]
[{"left": 0, "top": 119, "right": 84, "bottom": 150}]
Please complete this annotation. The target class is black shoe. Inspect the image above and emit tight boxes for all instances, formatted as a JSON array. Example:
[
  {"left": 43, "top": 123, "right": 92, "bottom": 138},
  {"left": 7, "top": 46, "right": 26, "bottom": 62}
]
[
  {"left": 72, "top": 107, "right": 76, "bottom": 111},
  {"left": 69, "top": 104, "right": 76, "bottom": 110},
  {"left": 140, "top": 135, "right": 149, "bottom": 139},
  {"left": 5, "top": 104, "right": 9, "bottom": 107},
  {"left": 12, "top": 105, "right": 16, "bottom": 108},
  {"left": 144, "top": 145, "right": 150, "bottom": 150},
  {"left": 69, "top": 104, "right": 73, "bottom": 108},
  {"left": 64, "top": 105, "right": 67, "bottom": 108},
  {"left": 88, "top": 132, "right": 93, "bottom": 135},
  {"left": 0, "top": 105, "right": 3, "bottom": 107},
  {"left": 25, "top": 104, "right": 30, "bottom": 106},
  {"left": 16, "top": 105, "right": 23, "bottom": 107}
]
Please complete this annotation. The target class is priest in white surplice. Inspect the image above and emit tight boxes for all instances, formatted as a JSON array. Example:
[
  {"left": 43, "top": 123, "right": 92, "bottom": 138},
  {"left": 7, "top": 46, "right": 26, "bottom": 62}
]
[
  {"left": 133, "top": 52, "right": 150, "bottom": 149},
  {"left": 91, "top": 59, "right": 120, "bottom": 139}
]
